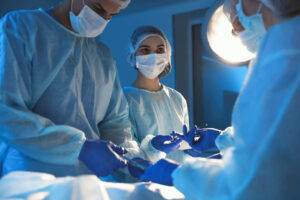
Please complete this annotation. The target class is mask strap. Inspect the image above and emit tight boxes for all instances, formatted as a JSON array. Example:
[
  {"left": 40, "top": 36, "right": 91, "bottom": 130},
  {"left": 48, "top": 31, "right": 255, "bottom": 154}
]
[
  {"left": 71, "top": 0, "right": 86, "bottom": 14},
  {"left": 71, "top": 0, "right": 74, "bottom": 13},
  {"left": 231, "top": 14, "right": 238, "bottom": 23},
  {"left": 256, "top": 2, "right": 263, "bottom": 14}
]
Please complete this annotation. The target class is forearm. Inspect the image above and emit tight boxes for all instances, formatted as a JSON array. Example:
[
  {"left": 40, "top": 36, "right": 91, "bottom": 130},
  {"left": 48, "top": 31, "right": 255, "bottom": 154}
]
[
  {"left": 140, "top": 135, "right": 167, "bottom": 163},
  {"left": 215, "top": 126, "right": 235, "bottom": 154},
  {"left": 0, "top": 104, "right": 86, "bottom": 165}
]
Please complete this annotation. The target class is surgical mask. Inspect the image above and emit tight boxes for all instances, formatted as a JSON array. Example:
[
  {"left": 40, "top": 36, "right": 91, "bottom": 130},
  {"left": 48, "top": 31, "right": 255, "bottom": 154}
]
[
  {"left": 136, "top": 53, "right": 169, "bottom": 79},
  {"left": 236, "top": 0, "right": 266, "bottom": 53},
  {"left": 69, "top": 0, "right": 108, "bottom": 37}
]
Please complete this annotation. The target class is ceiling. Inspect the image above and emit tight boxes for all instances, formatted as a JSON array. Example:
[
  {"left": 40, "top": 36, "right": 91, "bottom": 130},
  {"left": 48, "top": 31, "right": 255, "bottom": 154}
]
[
  {"left": 119, "top": 0, "right": 199, "bottom": 15},
  {"left": 0, "top": 0, "right": 200, "bottom": 17}
]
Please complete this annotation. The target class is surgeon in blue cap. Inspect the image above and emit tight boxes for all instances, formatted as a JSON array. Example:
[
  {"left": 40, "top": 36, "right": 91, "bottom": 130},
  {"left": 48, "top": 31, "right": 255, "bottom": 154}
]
[{"left": 0, "top": 0, "right": 144, "bottom": 178}]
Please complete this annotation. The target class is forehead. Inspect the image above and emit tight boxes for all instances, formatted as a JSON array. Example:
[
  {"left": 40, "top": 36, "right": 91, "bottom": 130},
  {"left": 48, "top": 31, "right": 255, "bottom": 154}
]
[
  {"left": 228, "top": 0, "right": 261, "bottom": 20},
  {"left": 139, "top": 36, "right": 165, "bottom": 47},
  {"left": 97, "top": 0, "right": 122, "bottom": 13}
]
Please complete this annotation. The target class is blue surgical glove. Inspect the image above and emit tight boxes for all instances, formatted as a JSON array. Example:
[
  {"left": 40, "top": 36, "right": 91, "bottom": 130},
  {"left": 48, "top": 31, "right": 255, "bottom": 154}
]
[
  {"left": 182, "top": 125, "right": 221, "bottom": 153},
  {"left": 128, "top": 157, "right": 153, "bottom": 178},
  {"left": 140, "top": 158, "right": 179, "bottom": 186},
  {"left": 183, "top": 149, "right": 203, "bottom": 157},
  {"left": 151, "top": 134, "right": 182, "bottom": 154},
  {"left": 79, "top": 139, "right": 127, "bottom": 177},
  {"left": 184, "top": 149, "right": 222, "bottom": 159}
]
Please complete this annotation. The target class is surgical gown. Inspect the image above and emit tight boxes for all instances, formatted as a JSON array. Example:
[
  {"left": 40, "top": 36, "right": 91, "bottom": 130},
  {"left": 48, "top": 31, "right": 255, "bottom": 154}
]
[
  {"left": 124, "top": 85, "right": 189, "bottom": 163},
  {"left": 172, "top": 15, "right": 300, "bottom": 199},
  {"left": 0, "top": 9, "right": 140, "bottom": 177}
]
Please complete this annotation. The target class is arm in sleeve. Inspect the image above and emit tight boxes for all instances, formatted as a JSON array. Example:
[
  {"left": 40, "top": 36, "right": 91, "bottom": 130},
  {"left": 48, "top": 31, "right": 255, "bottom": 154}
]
[
  {"left": 0, "top": 17, "right": 86, "bottom": 165},
  {"left": 140, "top": 134, "right": 167, "bottom": 163},
  {"left": 98, "top": 71, "right": 143, "bottom": 158},
  {"left": 172, "top": 52, "right": 300, "bottom": 199},
  {"left": 215, "top": 126, "right": 234, "bottom": 154},
  {"left": 138, "top": 92, "right": 190, "bottom": 163},
  {"left": 183, "top": 96, "right": 190, "bottom": 130},
  {"left": 124, "top": 93, "right": 166, "bottom": 162}
]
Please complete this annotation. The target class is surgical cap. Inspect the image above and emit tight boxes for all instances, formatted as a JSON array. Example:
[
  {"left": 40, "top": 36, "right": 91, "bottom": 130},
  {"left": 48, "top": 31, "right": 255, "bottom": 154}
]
[
  {"left": 223, "top": 0, "right": 238, "bottom": 22},
  {"left": 223, "top": 0, "right": 300, "bottom": 18},
  {"left": 261, "top": 0, "right": 300, "bottom": 17},
  {"left": 128, "top": 26, "right": 172, "bottom": 79},
  {"left": 113, "top": 0, "right": 131, "bottom": 9}
]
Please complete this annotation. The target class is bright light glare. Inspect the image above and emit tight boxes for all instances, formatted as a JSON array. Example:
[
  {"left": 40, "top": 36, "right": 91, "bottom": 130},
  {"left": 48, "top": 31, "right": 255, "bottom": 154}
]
[{"left": 207, "top": 5, "right": 255, "bottom": 64}]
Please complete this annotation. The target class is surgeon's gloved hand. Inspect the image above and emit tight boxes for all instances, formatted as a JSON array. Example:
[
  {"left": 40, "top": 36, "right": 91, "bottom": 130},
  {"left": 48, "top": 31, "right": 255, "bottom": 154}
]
[
  {"left": 151, "top": 134, "right": 182, "bottom": 154},
  {"left": 182, "top": 125, "right": 221, "bottom": 153},
  {"left": 184, "top": 149, "right": 222, "bottom": 159},
  {"left": 128, "top": 157, "right": 153, "bottom": 178},
  {"left": 79, "top": 139, "right": 127, "bottom": 177},
  {"left": 140, "top": 158, "right": 179, "bottom": 186},
  {"left": 183, "top": 149, "right": 203, "bottom": 157}
]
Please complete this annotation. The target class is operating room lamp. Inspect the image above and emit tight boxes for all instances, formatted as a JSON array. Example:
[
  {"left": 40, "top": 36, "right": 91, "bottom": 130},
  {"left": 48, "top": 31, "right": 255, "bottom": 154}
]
[{"left": 202, "top": 0, "right": 255, "bottom": 66}]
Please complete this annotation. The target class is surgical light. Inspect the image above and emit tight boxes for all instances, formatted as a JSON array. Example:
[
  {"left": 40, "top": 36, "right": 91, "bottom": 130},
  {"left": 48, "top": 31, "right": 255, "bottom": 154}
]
[{"left": 202, "top": 1, "right": 256, "bottom": 65}]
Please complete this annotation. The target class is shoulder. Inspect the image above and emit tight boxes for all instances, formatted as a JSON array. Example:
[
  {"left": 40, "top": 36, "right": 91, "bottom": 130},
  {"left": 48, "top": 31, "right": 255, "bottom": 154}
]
[
  {"left": 163, "top": 85, "right": 187, "bottom": 103},
  {"left": 123, "top": 87, "right": 143, "bottom": 106},
  {"left": 1, "top": 9, "right": 46, "bottom": 30},
  {"left": 0, "top": 9, "right": 51, "bottom": 44},
  {"left": 242, "top": 17, "right": 300, "bottom": 99},
  {"left": 258, "top": 16, "right": 300, "bottom": 60},
  {"left": 251, "top": 16, "right": 300, "bottom": 80},
  {"left": 123, "top": 86, "right": 139, "bottom": 97}
]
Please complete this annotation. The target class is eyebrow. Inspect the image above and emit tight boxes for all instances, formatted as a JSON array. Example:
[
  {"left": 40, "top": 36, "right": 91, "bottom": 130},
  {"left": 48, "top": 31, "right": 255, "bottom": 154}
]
[
  {"left": 94, "top": 2, "right": 105, "bottom": 10},
  {"left": 94, "top": 2, "right": 119, "bottom": 16},
  {"left": 138, "top": 44, "right": 165, "bottom": 48},
  {"left": 138, "top": 45, "right": 150, "bottom": 48}
]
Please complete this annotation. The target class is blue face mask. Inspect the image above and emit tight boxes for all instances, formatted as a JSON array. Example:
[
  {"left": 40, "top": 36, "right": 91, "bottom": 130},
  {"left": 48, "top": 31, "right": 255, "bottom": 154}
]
[{"left": 236, "top": 0, "right": 266, "bottom": 53}]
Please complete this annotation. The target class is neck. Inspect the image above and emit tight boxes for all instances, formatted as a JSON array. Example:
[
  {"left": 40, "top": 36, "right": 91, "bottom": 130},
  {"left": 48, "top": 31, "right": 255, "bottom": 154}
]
[
  {"left": 133, "top": 73, "right": 162, "bottom": 92},
  {"left": 52, "top": 0, "right": 74, "bottom": 31},
  {"left": 262, "top": 5, "right": 280, "bottom": 29}
]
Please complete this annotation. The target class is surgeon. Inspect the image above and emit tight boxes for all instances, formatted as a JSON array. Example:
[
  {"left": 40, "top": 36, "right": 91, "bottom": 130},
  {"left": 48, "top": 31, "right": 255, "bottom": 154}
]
[
  {"left": 123, "top": 26, "right": 189, "bottom": 164},
  {"left": 131, "top": 0, "right": 300, "bottom": 199},
  {"left": 0, "top": 0, "right": 143, "bottom": 178}
]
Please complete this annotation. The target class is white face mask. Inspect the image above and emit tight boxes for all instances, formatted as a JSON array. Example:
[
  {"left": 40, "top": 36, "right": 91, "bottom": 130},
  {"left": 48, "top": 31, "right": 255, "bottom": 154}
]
[
  {"left": 236, "top": 0, "right": 266, "bottom": 53},
  {"left": 69, "top": 0, "right": 108, "bottom": 37},
  {"left": 136, "top": 53, "right": 169, "bottom": 80}
]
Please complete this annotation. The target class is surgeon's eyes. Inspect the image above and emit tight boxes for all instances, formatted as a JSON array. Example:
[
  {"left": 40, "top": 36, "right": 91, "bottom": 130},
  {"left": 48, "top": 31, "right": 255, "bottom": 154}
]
[
  {"left": 138, "top": 48, "right": 151, "bottom": 55},
  {"left": 94, "top": 6, "right": 106, "bottom": 16},
  {"left": 156, "top": 47, "right": 165, "bottom": 54},
  {"left": 89, "top": 2, "right": 107, "bottom": 19}
]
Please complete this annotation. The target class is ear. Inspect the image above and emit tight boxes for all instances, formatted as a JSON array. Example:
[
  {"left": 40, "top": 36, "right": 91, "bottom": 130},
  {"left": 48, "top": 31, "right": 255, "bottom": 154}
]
[
  {"left": 128, "top": 53, "right": 136, "bottom": 66},
  {"left": 158, "top": 63, "right": 172, "bottom": 78}
]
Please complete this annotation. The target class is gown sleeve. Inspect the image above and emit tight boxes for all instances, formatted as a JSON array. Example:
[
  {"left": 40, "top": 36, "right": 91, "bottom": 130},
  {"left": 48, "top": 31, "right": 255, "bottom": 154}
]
[
  {"left": 0, "top": 14, "right": 86, "bottom": 165},
  {"left": 98, "top": 72, "right": 143, "bottom": 158},
  {"left": 172, "top": 48, "right": 300, "bottom": 199}
]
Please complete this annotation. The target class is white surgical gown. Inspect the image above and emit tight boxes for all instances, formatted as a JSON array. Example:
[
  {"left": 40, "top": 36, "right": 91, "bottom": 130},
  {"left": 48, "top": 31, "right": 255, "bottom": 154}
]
[
  {"left": 124, "top": 85, "right": 189, "bottom": 163},
  {"left": 0, "top": 9, "right": 139, "bottom": 177},
  {"left": 172, "top": 15, "right": 300, "bottom": 199}
]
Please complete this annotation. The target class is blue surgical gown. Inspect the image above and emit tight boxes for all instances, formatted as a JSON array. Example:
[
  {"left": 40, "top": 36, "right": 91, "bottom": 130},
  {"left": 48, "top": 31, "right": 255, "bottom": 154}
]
[
  {"left": 0, "top": 9, "right": 138, "bottom": 177},
  {"left": 124, "top": 85, "right": 189, "bottom": 163},
  {"left": 172, "top": 15, "right": 300, "bottom": 199}
]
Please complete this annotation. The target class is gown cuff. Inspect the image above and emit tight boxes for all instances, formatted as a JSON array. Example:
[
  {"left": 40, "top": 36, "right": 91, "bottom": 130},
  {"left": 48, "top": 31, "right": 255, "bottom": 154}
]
[
  {"left": 140, "top": 135, "right": 166, "bottom": 163},
  {"left": 215, "top": 126, "right": 234, "bottom": 154}
]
